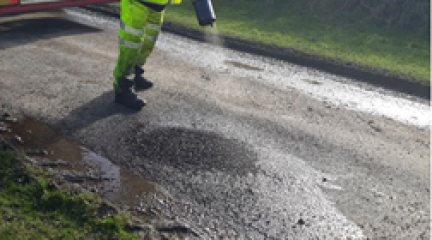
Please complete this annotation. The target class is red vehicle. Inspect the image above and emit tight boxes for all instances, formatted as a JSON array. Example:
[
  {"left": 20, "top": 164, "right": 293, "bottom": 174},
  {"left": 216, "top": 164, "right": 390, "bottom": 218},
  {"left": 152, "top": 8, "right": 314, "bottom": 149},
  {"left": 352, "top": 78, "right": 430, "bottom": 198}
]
[{"left": 0, "top": 0, "right": 117, "bottom": 15}]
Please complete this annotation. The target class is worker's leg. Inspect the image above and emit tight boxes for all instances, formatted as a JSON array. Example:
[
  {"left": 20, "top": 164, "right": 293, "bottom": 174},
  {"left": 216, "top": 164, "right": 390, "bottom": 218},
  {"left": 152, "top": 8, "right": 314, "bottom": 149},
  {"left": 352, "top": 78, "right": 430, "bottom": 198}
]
[
  {"left": 113, "top": 0, "right": 149, "bottom": 92},
  {"left": 136, "top": 9, "right": 164, "bottom": 68},
  {"left": 133, "top": 9, "right": 164, "bottom": 90},
  {"left": 113, "top": 0, "right": 150, "bottom": 109}
]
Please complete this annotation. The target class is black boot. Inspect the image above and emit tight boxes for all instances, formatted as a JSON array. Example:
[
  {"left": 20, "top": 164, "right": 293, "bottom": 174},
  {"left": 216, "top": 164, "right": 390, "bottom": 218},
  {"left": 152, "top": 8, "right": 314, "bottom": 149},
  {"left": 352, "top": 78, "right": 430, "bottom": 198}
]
[
  {"left": 134, "top": 66, "right": 153, "bottom": 91},
  {"left": 114, "top": 78, "right": 146, "bottom": 110}
]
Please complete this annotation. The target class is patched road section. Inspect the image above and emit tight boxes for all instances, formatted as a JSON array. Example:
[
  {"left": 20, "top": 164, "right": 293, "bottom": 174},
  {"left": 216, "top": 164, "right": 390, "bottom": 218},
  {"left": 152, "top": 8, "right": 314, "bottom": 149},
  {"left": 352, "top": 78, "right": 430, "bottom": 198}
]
[{"left": 0, "top": 11, "right": 429, "bottom": 239}]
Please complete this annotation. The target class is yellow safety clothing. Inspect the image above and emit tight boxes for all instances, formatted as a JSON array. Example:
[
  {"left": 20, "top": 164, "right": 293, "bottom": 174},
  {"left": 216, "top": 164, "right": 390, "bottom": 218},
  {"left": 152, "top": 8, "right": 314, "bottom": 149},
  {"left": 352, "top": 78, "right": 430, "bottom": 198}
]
[{"left": 113, "top": 0, "right": 181, "bottom": 91}]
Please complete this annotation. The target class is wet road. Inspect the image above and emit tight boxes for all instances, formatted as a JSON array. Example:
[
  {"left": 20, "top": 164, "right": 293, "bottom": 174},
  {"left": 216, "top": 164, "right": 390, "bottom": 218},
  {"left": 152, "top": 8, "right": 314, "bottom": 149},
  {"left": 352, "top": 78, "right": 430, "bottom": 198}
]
[{"left": 0, "top": 10, "right": 430, "bottom": 239}]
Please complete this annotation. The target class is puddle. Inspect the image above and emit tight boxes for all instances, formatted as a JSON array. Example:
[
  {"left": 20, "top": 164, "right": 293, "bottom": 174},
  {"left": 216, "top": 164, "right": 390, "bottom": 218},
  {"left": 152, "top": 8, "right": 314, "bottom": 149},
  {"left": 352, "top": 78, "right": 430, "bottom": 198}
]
[
  {"left": 8, "top": 118, "right": 83, "bottom": 164},
  {"left": 224, "top": 60, "right": 263, "bottom": 71},
  {"left": 2, "top": 117, "right": 161, "bottom": 206},
  {"left": 83, "top": 149, "right": 158, "bottom": 205}
]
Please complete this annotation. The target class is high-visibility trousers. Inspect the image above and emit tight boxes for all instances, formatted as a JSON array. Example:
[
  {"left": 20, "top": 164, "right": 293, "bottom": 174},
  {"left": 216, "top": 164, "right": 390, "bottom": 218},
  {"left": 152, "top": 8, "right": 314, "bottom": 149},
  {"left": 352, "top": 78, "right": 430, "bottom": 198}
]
[{"left": 113, "top": 0, "right": 165, "bottom": 91}]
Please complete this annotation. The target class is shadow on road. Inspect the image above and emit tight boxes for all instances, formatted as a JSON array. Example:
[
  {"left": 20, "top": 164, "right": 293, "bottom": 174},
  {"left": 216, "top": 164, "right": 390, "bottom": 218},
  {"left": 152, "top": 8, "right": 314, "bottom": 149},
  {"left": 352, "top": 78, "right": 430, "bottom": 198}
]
[
  {"left": 0, "top": 15, "right": 101, "bottom": 50},
  {"left": 55, "top": 91, "right": 139, "bottom": 135}
]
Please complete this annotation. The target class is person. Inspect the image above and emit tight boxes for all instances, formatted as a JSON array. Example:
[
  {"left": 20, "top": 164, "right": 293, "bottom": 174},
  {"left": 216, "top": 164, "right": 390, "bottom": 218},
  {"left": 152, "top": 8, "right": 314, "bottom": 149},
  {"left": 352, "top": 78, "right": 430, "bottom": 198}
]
[{"left": 113, "top": 0, "right": 182, "bottom": 110}]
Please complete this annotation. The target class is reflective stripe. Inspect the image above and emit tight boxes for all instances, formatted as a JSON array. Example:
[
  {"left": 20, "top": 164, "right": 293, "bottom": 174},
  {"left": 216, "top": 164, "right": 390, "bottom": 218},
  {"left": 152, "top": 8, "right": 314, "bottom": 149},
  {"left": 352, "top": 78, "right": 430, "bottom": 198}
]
[
  {"left": 146, "top": 23, "right": 161, "bottom": 32},
  {"left": 119, "top": 37, "right": 142, "bottom": 48},
  {"left": 145, "top": 35, "right": 157, "bottom": 42},
  {"left": 120, "top": 21, "right": 145, "bottom": 36}
]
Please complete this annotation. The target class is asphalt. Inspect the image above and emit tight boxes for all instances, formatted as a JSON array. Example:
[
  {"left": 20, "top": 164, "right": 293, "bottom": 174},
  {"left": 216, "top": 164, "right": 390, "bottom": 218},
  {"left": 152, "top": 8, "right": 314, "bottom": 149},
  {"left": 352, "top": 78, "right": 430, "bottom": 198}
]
[{"left": 0, "top": 10, "right": 430, "bottom": 239}]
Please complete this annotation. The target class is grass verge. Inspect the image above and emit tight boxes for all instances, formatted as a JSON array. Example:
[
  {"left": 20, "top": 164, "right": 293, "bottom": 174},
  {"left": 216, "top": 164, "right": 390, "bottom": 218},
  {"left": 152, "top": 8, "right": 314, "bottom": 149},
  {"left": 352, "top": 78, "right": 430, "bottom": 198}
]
[
  {"left": 162, "top": 2, "right": 429, "bottom": 84},
  {"left": 0, "top": 151, "right": 138, "bottom": 240}
]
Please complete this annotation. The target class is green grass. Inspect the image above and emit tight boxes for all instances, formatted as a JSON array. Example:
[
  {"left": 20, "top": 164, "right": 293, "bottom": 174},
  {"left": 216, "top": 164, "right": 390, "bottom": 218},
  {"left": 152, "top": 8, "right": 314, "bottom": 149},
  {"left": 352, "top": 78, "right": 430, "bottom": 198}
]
[
  {"left": 163, "top": 1, "right": 429, "bottom": 84},
  {"left": 0, "top": 151, "right": 138, "bottom": 240}
]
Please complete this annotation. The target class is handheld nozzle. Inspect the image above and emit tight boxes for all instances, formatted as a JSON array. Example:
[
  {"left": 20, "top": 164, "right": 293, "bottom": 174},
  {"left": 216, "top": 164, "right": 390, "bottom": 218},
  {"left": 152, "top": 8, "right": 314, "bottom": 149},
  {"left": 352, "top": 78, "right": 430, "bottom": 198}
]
[{"left": 192, "top": 0, "right": 216, "bottom": 27}]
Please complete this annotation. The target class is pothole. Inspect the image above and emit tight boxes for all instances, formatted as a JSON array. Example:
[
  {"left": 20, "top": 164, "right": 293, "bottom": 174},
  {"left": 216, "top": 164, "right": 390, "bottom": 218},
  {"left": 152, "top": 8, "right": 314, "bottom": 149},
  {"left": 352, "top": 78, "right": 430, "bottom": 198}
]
[
  {"left": 1, "top": 115, "right": 162, "bottom": 207},
  {"left": 130, "top": 127, "right": 259, "bottom": 176}
]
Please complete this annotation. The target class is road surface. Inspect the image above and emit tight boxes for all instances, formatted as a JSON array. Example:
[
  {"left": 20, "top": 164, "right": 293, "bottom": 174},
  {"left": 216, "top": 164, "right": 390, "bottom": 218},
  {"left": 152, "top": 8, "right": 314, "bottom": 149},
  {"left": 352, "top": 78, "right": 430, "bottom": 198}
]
[{"left": 0, "top": 10, "right": 429, "bottom": 239}]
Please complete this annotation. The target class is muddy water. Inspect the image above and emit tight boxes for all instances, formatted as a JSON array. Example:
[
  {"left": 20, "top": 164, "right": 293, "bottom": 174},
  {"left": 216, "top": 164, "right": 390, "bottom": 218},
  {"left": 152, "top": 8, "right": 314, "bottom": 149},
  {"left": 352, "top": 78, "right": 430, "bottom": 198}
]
[{"left": 4, "top": 117, "right": 161, "bottom": 206}]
